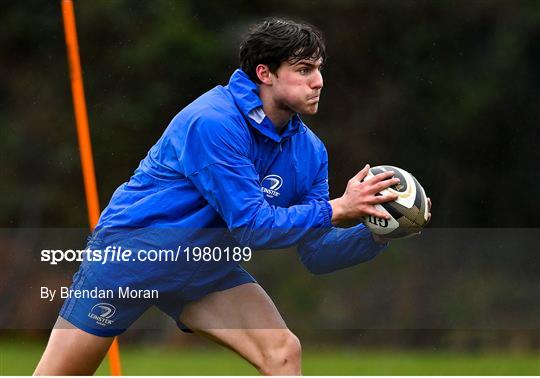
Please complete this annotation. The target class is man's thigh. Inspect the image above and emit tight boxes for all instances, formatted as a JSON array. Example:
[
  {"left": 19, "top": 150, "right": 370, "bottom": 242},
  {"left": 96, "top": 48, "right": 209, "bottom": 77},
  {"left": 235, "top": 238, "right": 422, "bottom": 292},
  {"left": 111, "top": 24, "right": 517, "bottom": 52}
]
[
  {"left": 34, "top": 317, "right": 114, "bottom": 375},
  {"left": 180, "top": 283, "right": 287, "bottom": 330},
  {"left": 179, "top": 283, "right": 301, "bottom": 374}
]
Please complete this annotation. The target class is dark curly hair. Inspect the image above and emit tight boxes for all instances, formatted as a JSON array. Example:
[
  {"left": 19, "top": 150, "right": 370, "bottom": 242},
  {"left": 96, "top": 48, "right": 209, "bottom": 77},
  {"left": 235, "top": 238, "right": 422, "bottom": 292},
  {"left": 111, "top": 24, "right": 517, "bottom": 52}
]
[{"left": 239, "top": 18, "right": 326, "bottom": 83}]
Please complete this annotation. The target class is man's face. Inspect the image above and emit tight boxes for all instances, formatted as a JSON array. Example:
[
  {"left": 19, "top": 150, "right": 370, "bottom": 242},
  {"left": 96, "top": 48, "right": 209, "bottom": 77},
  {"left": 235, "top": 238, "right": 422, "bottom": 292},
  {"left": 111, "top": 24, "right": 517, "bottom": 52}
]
[{"left": 270, "top": 58, "right": 324, "bottom": 115}]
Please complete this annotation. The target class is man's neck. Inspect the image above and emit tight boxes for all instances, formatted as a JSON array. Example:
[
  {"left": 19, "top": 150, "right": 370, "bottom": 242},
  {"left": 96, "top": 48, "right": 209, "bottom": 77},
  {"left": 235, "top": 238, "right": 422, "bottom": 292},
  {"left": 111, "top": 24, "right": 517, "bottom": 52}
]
[{"left": 259, "top": 87, "right": 293, "bottom": 131}]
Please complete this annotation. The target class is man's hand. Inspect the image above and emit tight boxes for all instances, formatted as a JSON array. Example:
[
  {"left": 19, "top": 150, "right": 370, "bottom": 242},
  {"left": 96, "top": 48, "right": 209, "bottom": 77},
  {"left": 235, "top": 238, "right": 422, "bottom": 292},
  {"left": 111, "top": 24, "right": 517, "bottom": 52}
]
[{"left": 329, "top": 164, "right": 399, "bottom": 227}]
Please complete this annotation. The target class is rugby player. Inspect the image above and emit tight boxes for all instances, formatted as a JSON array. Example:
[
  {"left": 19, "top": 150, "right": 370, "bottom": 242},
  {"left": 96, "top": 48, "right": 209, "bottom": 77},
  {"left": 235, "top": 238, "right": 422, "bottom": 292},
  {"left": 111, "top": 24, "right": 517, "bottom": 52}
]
[{"left": 35, "top": 18, "right": 429, "bottom": 375}]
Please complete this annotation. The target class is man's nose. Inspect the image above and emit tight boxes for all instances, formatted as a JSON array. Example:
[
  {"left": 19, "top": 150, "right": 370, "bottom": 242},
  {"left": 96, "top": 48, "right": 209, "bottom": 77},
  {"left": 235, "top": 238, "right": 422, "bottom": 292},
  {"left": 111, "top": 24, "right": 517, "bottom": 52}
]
[{"left": 311, "top": 70, "right": 323, "bottom": 89}]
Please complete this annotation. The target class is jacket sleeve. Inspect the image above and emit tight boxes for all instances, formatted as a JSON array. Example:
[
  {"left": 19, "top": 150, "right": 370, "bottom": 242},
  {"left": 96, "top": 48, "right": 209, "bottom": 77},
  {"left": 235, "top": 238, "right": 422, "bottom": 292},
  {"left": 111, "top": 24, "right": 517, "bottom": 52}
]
[
  {"left": 296, "top": 148, "right": 388, "bottom": 275},
  {"left": 182, "top": 115, "right": 332, "bottom": 249}
]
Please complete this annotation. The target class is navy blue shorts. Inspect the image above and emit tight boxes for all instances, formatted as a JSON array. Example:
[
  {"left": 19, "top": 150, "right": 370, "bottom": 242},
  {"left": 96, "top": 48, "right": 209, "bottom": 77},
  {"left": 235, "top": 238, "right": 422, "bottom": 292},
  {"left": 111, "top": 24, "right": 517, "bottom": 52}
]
[
  {"left": 58, "top": 228, "right": 257, "bottom": 337},
  {"left": 59, "top": 264, "right": 256, "bottom": 337}
]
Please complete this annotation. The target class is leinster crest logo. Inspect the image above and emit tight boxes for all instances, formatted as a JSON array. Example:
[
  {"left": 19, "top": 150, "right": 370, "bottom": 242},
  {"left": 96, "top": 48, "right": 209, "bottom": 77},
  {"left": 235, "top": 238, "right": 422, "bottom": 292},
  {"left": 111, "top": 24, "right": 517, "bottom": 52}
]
[
  {"left": 261, "top": 174, "right": 283, "bottom": 198},
  {"left": 88, "top": 303, "right": 116, "bottom": 326}
]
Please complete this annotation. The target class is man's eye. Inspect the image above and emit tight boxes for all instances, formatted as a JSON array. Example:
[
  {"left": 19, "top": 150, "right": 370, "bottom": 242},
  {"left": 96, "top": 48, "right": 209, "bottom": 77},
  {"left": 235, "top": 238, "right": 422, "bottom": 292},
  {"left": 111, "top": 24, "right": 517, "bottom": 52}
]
[{"left": 299, "top": 68, "right": 309, "bottom": 75}]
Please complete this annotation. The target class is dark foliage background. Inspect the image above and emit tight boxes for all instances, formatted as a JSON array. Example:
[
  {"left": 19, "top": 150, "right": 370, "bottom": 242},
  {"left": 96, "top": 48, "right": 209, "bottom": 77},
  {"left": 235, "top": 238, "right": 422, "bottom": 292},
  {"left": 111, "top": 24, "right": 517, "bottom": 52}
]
[
  {"left": 1, "top": 0, "right": 538, "bottom": 350},
  {"left": 3, "top": 0, "right": 540, "bottom": 228}
]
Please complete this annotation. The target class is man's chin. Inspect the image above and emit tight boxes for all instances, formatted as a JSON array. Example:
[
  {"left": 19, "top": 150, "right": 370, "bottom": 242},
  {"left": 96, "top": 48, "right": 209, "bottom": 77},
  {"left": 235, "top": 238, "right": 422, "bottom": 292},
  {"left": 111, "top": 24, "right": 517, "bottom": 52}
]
[{"left": 298, "top": 105, "right": 319, "bottom": 115}]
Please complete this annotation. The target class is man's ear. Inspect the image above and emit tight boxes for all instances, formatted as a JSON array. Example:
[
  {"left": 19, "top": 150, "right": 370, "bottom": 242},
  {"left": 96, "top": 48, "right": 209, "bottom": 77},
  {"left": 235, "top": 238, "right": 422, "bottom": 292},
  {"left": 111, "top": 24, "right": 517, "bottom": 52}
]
[{"left": 255, "top": 64, "right": 273, "bottom": 85}]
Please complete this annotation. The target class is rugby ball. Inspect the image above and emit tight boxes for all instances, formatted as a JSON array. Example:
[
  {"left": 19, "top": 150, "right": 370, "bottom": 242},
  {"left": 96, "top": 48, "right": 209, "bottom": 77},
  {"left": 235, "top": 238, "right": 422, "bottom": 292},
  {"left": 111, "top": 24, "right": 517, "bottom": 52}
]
[{"left": 363, "top": 165, "right": 429, "bottom": 239}]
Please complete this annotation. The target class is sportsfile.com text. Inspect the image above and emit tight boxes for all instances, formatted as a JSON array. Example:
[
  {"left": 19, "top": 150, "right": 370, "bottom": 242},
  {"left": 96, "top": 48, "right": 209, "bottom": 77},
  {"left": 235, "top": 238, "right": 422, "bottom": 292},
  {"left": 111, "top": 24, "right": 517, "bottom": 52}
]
[{"left": 40, "top": 246, "right": 252, "bottom": 265}]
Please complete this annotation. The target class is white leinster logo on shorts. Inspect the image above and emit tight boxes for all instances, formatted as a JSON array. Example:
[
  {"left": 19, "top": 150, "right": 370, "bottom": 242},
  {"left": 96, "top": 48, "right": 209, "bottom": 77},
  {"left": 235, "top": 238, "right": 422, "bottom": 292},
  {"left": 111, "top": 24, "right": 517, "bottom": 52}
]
[
  {"left": 88, "top": 303, "right": 116, "bottom": 326},
  {"left": 261, "top": 174, "right": 283, "bottom": 198}
]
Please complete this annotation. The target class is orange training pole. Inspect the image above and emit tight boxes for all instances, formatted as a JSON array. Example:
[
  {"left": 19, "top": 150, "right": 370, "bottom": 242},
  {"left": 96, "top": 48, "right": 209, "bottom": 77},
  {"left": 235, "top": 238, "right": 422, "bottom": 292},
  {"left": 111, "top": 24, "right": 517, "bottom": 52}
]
[{"left": 61, "top": 0, "right": 123, "bottom": 375}]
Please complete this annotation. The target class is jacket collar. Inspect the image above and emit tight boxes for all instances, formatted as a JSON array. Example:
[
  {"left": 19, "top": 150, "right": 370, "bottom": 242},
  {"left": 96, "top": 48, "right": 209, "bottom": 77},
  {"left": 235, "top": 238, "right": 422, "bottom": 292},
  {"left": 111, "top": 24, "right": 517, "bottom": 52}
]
[{"left": 226, "top": 69, "right": 305, "bottom": 142}]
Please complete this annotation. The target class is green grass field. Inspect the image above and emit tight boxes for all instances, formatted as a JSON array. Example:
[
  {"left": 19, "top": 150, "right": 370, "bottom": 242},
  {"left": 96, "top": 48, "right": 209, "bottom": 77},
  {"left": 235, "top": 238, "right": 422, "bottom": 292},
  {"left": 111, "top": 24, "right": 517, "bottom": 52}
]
[{"left": 1, "top": 340, "right": 538, "bottom": 375}]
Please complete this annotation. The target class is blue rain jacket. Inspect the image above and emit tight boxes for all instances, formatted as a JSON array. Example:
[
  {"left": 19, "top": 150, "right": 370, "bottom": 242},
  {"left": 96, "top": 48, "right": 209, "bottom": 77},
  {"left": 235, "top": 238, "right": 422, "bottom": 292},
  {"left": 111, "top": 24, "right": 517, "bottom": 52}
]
[{"left": 94, "top": 69, "right": 386, "bottom": 275}]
